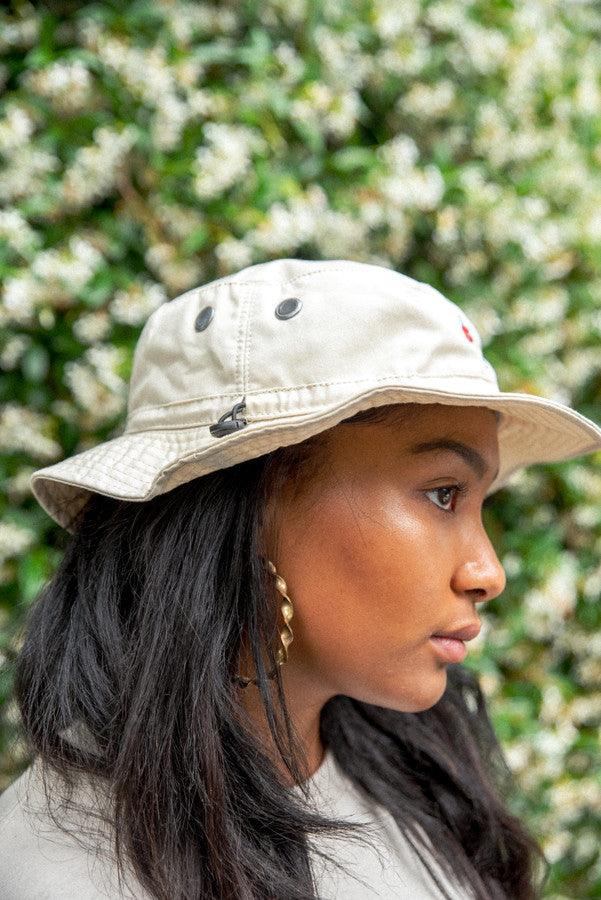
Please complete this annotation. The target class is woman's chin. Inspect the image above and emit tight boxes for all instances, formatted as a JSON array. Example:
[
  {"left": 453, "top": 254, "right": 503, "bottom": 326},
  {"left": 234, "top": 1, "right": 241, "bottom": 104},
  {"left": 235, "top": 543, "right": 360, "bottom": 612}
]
[{"left": 358, "top": 670, "right": 449, "bottom": 714}]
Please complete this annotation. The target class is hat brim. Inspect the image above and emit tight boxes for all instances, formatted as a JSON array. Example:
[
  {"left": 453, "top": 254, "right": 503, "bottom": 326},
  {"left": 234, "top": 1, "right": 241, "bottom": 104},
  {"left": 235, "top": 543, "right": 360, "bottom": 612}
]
[{"left": 30, "top": 385, "right": 601, "bottom": 533}]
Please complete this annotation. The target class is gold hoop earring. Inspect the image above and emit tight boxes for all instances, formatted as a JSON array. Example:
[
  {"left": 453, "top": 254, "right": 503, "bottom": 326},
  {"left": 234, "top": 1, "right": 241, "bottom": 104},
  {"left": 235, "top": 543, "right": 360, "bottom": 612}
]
[{"left": 233, "top": 558, "right": 294, "bottom": 689}]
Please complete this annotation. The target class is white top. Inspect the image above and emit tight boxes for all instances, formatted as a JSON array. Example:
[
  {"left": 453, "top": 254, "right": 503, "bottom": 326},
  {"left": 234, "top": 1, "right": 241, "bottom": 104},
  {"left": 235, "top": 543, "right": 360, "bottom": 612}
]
[
  {"left": 289, "top": 745, "right": 475, "bottom": 899},
  {"left": 0, "top": 758, "right": 152, "bottom": 899},
  {"left": 0, "top": 746, "right": 474, "bottom": 899}
]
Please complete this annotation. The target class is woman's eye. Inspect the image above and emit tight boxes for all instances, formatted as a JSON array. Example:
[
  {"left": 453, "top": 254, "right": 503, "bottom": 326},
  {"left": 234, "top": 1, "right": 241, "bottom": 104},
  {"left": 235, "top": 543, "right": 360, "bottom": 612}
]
[{"left": 425, "top": 484, "right": 466, "bottom": 513}]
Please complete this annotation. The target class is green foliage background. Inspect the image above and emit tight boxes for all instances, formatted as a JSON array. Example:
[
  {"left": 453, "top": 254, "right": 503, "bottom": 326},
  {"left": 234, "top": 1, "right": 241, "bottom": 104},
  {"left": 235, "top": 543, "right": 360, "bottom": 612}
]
[{"left": 1, "top": 1, "right": 600, "bottom": 896}]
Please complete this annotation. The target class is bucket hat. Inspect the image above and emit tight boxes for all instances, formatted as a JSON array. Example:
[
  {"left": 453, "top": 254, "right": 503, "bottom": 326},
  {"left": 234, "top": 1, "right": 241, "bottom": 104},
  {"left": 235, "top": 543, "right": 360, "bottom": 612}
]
[{"left": 30, "top": 257, "right": 601, "bottom": 533}]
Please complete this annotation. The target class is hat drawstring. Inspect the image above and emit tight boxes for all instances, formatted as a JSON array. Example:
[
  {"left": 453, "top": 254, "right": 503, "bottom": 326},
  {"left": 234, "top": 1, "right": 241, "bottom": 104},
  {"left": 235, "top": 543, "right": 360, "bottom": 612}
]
[
  {"left": 233, "top": 558, "right": 294, "bottom": 689},
  {"left": 209, "top": 396, "right": 248, "bottom": 437}
]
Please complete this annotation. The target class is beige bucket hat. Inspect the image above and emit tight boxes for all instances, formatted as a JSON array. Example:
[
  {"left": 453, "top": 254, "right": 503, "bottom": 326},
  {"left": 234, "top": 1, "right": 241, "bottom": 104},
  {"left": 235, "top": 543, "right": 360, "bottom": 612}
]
[{"left": 30, "top": 257, "right": 601, "bottom": 533}]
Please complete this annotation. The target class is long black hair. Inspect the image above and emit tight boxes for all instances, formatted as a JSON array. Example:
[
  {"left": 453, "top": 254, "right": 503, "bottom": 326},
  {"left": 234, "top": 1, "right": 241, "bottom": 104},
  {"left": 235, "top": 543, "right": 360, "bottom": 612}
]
[{"left": 11, "top": 402, "right": 549, "bottom": 899}]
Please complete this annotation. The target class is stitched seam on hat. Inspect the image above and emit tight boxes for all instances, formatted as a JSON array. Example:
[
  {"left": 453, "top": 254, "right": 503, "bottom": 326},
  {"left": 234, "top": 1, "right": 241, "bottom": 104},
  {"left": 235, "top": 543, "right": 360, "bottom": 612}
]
[
  {"left": 194, "top": 278, "right": 276, "bottom": 295},
  {"left": 126, "top": 371, "right": 499, "bottom": 416},
  {"left": 284, "top": 265, "right": 430, "bottom": 294},
  {"left": 286, "top": 265, "right": 362, "bottom": 285},
  {"left": 241, "top": 283, "right": 256, "bottom": 396},
  {"left": 192, "top": 266, "right": 383, "bottom": 294},
  {"left": 235, "top": 282, "right": 252, "bottom": 395},
  {"left": 117, "top": 400, "right": 590, "bottom": 439},
  {"left": 191, "top": 268, "right": 426, "bottom": 294}
]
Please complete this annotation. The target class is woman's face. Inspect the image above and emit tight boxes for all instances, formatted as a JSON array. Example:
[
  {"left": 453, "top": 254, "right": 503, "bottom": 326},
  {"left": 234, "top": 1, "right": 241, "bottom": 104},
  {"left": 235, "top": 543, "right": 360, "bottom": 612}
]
[{"left": 263, "top": 402, "right": 506, "bottom": 716}]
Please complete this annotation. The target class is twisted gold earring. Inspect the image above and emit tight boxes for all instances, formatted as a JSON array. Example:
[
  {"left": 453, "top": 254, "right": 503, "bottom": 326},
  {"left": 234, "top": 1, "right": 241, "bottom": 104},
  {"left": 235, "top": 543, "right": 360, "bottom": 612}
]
[{"left": 233, "top": 558, "right": 294, "bottom": 689}]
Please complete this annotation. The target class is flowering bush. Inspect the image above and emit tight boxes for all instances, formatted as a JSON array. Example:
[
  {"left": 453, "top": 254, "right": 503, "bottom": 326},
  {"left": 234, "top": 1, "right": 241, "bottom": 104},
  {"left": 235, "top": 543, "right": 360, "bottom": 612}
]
[{"left": 1, "top": 1, "right": 600, "bottom": 894}]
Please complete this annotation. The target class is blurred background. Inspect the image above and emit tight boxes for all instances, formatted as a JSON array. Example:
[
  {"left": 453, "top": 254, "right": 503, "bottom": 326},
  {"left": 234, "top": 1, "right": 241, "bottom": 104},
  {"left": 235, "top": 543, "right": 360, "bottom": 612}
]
[{"left": 0, "top": 1, "right": 600, "bottom": 895}]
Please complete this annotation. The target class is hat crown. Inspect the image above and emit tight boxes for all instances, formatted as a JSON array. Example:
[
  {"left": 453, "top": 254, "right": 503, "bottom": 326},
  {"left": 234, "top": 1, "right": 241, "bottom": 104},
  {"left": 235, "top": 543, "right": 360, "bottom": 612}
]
[{"left": 124, "top": 258, "right": 498, "bottom": 433}]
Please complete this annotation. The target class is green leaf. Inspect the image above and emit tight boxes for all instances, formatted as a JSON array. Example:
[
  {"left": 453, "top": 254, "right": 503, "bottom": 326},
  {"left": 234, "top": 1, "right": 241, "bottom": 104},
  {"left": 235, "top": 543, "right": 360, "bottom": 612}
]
[
  {"left": 330, "top": 147, "right": 375, "bottom": 173},
  {"left": 16, "top": 547, "right": 52, "bottom": 605},
  {"left": 181, "top": 225, "right": 209, "bottom": 255},
  {"left": 20, "top": 346, "right": 50, "bottom": 383}
]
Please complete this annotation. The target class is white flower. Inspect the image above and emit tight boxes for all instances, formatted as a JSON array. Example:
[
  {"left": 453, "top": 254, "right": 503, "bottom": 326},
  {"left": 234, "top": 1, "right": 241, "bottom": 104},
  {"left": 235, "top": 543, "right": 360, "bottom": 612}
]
[
  {"left": 376, "top": 28, "right": 430, "bottom": 77},
  {"left": 85, "top": 344, "right": 128, "bottom": 393},
  {"left": 323, "top": 89, "right": 363, "bottom": 139},
  {"left": 446, "top": 250, "right": 488, "bottom": 286},
  {"left": 399, "top": 80, "right": 456, "bottom": 118},
  {"left": 0, "top": 520, "right": 36, "bottom": 566},
  {"left": 0, "top": 103, "right": 36, "bottom": 154},
  {"left": 359, "top": 201, "right": 386, "bottom": 228},
  {"left": 192, "top": 123, "right": 267, "bottom": 200},
  {"left": 274, "top": 43, "right": 305, "bottom": 86},
  {"left": 523, "top": 553, "right": 579, "bottom": 641},
  {"left": 548, "top": 777, "right": 601, "bottom": 826},
  {"left": 20, "top": 236, "right": 105, "bottom": 314},
  {"left": 4, "top": 466, "right": 37, "bottom": 503},
  {"left": 562, "top": 348, "right": 601, "bottom": 392},
  {"left": 61, "top": 125, "right": 138, "bottom": 209},
  {"left": 555, "top": 628, "right": 601, "bottom": 660},
  {"left": 160, "top": 2, "right": 237, "bottom": 44},
  {"left": 150, "top": 200, "right": 205, "bottom": 242},
  {"left": 215, "top": 238, "right": 254, "bottom": 273},
  {"left": 533, "top": 721, "right": 579, "bottom": 762},
  {"left": 542, "top": 830, "right": 571, "bottom": 864},
  {"left": 314, "top": 209, "right": 369, "bottom": 258},
  {"left": 64, "top": 344, "right": 128, "bottom": 427},
  {"left": 0, "top": 208, "right": 42, "bottom": 257},
  {"left": 509, "top": 285, "right": 569, "bottom": 328},
  {"left": 312, "top": 25, "right": 371, "bottom": 90},
  {"left": 479, "top": 670, "right": 501, "bottom": 697},
  {"left": 21, "top": 59, "right": 93, "bottom": 113},
  {"left": 381, "top": 166, "right": 445, "bottom": 212},
  {"left": 458, "top": 22, "right": 509, "bottom": 75},
  {"left": 582, "top": 559, "right": 601, "bottom": 600},
  {"left": 109, "top": 280, "right": 167, "bottom": 327},
  {"left": 424, "top": 2, "right": 467, "bottom": 33},
  {"left": 0, "top": 404, "right": 62, "bottom": 460},
  {"left": 566, "top": 695, "right": 601, "bottom": 727},
  {"left": 518, "top": 327, "right": 564, "bottom": 358},
  {"left": 539, "top": 684, "right": 565, "bottom": 725},
  {"left": 377, "top": 134, "right": 420, "bottom": 172},
  {"left": 0, "top": 144, "right": 60, "bottom": 204},
  {"left": 72, "top": 310, "right": 112, "bottom": 344},
  {"left": 504, "top": 740, "right": 531, "bottom": 774},
  {"left": 0, "top": 16, "right": 39, "bottom": 53},
  {"left": 144, "top": 243, "right": 204, "bottom": 294},
  {"left": 583, "top": 207, "right": 601, "bottom": 242},
  {"left": 0, "top": 334, "right": 31, "bottom": 369},
  {"left": 373, "top": 0, "right": 420, "bottom": 39},
  {"left": 501, "top": 552, "right": 522, "bottom": 579},
  {"left": 576, "top": 658, "right": 601, "bottom": 687},
  {"left": 1, "top": 273, "right": 44, "bottom": 326},
  {"left": 248, "top": 185, "right": 329, "bottom": 254},
  {"left": 150, "top": 93, "right": 191, "bottom": 152},
  {"left": 574, "top": 54, "right": 601, "bottom": 116},
  {"left": 96, "top": 36, "right": 175, "bottom": 104},
  {"left": 258, "top": 0, "right": 309, "bottom": 27}
]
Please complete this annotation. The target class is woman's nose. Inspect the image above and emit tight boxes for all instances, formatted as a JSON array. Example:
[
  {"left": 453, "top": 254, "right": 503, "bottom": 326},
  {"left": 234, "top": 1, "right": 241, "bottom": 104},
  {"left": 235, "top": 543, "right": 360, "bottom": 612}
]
[{"left": 451, "top": 535, "right": 507, "bottom": 604}]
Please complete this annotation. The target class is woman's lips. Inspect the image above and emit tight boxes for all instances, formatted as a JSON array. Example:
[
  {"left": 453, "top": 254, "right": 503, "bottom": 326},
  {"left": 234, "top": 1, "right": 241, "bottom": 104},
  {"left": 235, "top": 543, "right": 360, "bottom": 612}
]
[{"left": 429, "top": 636, "right": 467, "bottom": 663}]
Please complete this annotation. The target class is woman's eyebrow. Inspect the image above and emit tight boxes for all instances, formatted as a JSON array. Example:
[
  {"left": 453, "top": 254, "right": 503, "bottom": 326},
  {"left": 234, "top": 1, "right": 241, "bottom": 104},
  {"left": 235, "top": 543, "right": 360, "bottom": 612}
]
[{"left": 406, "top": 438, "right": 500, "bottom": 482}]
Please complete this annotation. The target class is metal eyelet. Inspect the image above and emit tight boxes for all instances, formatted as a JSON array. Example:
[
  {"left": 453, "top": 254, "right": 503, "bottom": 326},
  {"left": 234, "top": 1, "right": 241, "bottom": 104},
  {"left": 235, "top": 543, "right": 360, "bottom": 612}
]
[
  {"left": 194, "top": 305, "right": 214, "bottom": 331},
  {"left": 275, "top": 297, "right": 302, "bottom": 320}
]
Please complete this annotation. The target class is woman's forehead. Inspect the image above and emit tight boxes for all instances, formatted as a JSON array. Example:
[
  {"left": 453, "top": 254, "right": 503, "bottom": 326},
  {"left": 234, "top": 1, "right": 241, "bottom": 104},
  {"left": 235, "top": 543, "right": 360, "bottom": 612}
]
[
  {"left": 327, "top": 404, "right": 500, "bottom": 474},
  {"left": 336, "top": 402, "right": 499, "bottom": 438}
]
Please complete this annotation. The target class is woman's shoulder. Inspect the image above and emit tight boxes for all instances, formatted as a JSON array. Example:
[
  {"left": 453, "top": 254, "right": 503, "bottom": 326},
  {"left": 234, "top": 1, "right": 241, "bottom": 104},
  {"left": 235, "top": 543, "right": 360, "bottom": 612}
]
[{"left": 0, "top": 759, "right": 151, "bottom": 899}]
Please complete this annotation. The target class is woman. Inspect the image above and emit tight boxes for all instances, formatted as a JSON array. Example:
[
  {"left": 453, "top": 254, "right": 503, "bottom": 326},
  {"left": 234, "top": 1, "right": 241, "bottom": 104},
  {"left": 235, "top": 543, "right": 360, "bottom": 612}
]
[{"left": 2, "top": 258, "right": 600, "bottom": 899}]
